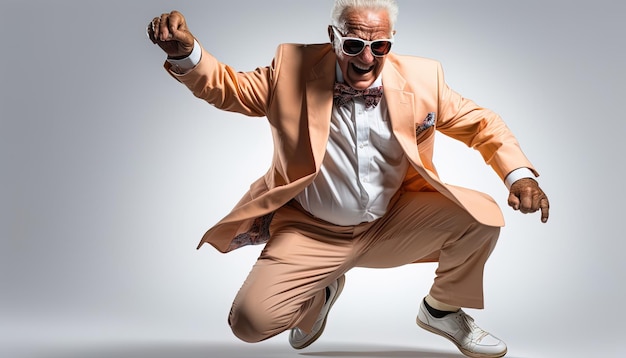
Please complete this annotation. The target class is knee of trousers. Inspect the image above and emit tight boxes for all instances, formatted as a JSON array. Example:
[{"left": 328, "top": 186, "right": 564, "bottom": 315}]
[
  {"left": 228, "top": 299, "right": 288, "bottom": 343},
  {"left": 473, "top": 222, "right": 501, "bottom": 249},
  {"left": 476, "top": 220, "right": 500, "bottom": 235}
]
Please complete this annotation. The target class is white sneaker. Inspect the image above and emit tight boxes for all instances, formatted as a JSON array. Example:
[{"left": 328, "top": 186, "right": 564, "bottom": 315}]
[
  {"left": 289, "top": 275, "right": 345, "bottom": 349},
  {"left": 417, "top": 300, "right": 507, "bottom": 358}
]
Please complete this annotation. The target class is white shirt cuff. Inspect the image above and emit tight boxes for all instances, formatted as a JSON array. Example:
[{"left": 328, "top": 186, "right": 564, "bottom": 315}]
[
  {"left": 166, "top": 39, "right": 201, "bottom": 74},
  {"left": 504, "top": 167, "right": 536, "bottom": 190}
]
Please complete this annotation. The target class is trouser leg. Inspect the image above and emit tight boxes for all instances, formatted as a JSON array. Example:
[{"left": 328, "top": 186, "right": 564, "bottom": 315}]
[
  {"left": 355, "top": 191, "right": 500, "bottom": 308},
  {"left": 228, "top": 202, "right": 354, "bottom": 343},
  {"left": 229, "top": 191, "right": 501, "bottom": 342}
]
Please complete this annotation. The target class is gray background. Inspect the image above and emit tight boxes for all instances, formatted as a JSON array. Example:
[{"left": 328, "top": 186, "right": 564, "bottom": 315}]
[{"left": 1, "top": 0, "right": 624, "bottom": 357}]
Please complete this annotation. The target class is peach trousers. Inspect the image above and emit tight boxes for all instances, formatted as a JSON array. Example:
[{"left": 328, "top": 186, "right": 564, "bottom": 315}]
[{"left": 228, "top": 191, "right": 500, "bottom": 343}]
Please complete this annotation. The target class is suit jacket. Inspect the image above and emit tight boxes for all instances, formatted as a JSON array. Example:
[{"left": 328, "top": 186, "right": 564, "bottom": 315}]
[{"left": 166, "top": 43, "right": 537, "bottom": 253}]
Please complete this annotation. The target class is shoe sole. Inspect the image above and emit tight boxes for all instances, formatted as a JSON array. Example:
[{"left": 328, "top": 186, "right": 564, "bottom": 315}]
[
  {"left": 416, "top": 318, "right": 507, "bottom": 358},
  {"left": 291, "top": 275, "right": 346, "bottom": 350}
]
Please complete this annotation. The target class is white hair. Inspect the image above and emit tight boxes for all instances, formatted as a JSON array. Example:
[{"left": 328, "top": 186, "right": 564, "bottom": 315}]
[{"left": 330, "top": 0, "right": 399, "bottom": 32}]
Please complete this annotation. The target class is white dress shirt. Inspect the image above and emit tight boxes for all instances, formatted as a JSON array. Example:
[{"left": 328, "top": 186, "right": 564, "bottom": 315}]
[{"left": 294, "top": 64, "right": 409, "bottom": 225}]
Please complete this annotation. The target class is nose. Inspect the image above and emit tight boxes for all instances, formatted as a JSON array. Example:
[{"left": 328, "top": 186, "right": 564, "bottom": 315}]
[{"left": 358, "top": 45, "right": 375, "bottom": 63}]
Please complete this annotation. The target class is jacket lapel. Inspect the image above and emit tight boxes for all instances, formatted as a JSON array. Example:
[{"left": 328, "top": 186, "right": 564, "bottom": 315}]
[
  {"left": 305, "top": 51, "right": 336, "bottom": 170},
  {"left": 382, "top": 61, "right": 423, "bottom": 167}
]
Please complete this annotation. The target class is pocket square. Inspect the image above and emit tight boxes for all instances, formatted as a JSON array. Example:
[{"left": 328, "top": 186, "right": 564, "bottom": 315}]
[{"left": 416, "top": 112, "right": 436, "bottom": 136}]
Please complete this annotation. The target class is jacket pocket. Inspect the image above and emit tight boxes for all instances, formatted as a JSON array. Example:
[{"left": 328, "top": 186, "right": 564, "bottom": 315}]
[{"left": 416, "top": 112, "right": 436, "bottom": 145}]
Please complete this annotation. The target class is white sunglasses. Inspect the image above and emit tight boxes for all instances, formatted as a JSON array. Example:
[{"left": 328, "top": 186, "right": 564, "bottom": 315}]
[{"left": 331, "top": 26, "right": 394, "bottom": 57}]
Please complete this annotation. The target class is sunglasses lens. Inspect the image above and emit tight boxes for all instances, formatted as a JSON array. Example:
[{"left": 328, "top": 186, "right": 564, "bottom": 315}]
[
  {"left": 343, "top": 39, "right": 365, "bottom": 55},
  {"left": 342, "top": 39, "right": 392, "bottom": 56},
  {"left": 371, "top": 41, "right": 392, "bottom": 56}
]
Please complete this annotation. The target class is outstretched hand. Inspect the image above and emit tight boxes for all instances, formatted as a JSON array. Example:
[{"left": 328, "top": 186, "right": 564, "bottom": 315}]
[
  {"left": 508, "top": 178, "right": 550, "bottom": 223},
  {"left": 147, "top": 10, "right": 195, "bottom": 59}
]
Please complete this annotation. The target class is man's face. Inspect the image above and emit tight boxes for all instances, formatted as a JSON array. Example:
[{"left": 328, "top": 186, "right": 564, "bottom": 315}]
[{"left": 331, "top": 8, "right": 393, "bottom": 90}]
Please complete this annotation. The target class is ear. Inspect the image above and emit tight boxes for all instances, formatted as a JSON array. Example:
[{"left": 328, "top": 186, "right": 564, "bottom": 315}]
[{"left": 328, "top": 25, "right": 334, "bottom": 43}]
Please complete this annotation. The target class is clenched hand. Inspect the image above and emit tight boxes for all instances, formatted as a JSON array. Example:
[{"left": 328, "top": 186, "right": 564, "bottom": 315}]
[
  {"left": 147, "top": 10, "right": 195, "bottom": 59},
  {"left": 508, "top": 178, "right": 550, "bottom": 223}
]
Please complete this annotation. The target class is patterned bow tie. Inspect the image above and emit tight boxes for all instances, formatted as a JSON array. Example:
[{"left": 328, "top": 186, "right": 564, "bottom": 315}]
[{"left": 333, "top": 82, "right": 384, "bottom": 109}]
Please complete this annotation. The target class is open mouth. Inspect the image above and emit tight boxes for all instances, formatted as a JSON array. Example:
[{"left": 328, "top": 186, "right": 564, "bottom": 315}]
[{"left": 351, "top": 63, "right": 374, "bottom": 75}]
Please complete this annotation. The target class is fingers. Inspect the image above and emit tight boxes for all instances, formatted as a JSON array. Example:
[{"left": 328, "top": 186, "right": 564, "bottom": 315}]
[
  {"left": 520, "top": 191, "right": 546, "bottom": 215},
  {"left": 158, "top": 13, "right": 174, "bottom": 41},
  {"left": 167, "top": 11, "right": 188, "bottom": 39},
  {"left": 156, "top": 13, "right": 174, "bottom": 41},
  {"left": 147, "top": 11, "right": 194, "bottom": 58},
  {"left": 518, "top": 187, "right": 536, "bottom": 214},
  {"left": 514, "top": 191, "right": 550, "bottom": 222},
  {"left": 508, "top": 178, "right": 550, "bottom": 223},
  {"left": 539, "top": 197, "right": 550, "bottom": 223},
  {"left": 147, "top": 18, "right": 157, "bottom": 43},
  {"left": 147, "top": 16, "right": 165, "bottom": 43},
  {"left": 147, "top": 11, "right": 185, "bottom": 43},
  {"left": 507, "top": 192, "right": 520, "bottom": 210}
]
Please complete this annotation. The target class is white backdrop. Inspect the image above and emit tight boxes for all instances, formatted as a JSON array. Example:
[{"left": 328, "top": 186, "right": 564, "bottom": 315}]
[{"left": 1, "top": 1, "right": 624, "bottom": 357}]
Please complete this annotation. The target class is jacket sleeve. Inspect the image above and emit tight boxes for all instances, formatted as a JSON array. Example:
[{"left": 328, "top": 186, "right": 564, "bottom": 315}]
[
  {"left": 434, "top": 63, "right": 538, "bottom": 181},
  {"left": 165, "top": 43, "right": 279, "bottom": 117}
]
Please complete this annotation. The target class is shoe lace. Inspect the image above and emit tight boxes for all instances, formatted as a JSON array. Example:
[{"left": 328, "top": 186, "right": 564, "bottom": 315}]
[{"left": 457, "top": 310, "right": 489, "bottom": 342}]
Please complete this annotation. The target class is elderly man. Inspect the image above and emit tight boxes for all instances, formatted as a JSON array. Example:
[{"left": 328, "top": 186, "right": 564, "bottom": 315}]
[{"left": 148, "top": 1, "right": 549, "bottom": 357}]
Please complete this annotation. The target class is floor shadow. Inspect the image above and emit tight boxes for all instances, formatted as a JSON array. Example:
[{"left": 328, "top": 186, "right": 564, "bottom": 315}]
[
  {"left": 300, "top": 348, "right": 461, "bottom": 358},
  {"left": 6, "top": 341, "right": 525, "bottom": 358}
]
